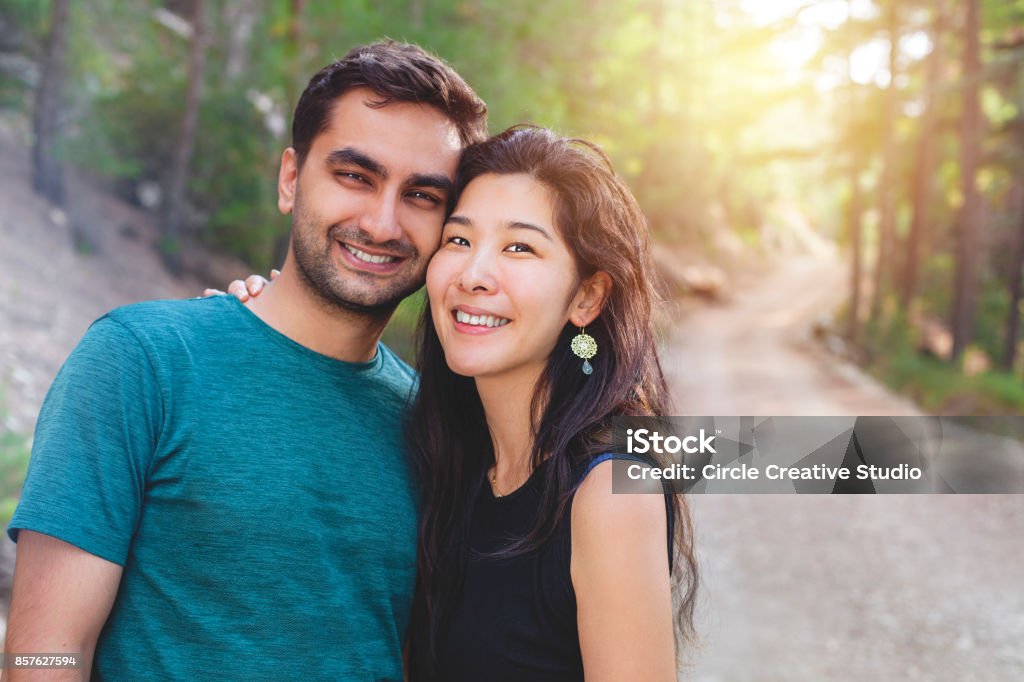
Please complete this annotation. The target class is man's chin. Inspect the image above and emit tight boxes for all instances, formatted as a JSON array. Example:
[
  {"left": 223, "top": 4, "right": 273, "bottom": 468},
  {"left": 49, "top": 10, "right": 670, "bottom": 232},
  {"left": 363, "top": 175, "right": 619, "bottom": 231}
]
[{"left": 312, "top": 278, "right": 421, "bottom": 316}]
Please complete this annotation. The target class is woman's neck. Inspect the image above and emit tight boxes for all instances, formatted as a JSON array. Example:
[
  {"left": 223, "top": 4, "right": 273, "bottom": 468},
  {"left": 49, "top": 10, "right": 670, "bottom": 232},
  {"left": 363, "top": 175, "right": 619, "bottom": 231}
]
[{"left": 475, "top": 370, "right": 545, "bottom": 490}]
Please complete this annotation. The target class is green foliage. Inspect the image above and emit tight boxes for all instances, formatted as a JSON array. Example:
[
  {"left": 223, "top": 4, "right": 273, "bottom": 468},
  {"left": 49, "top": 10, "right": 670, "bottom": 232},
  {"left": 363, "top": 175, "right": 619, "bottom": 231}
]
[
  {"left": 864, "top": 310, "right": 1024, "bottom": 414},
  {"left": 0, "top": 428, "right": 30, "bottom": 528},
  {"left": 192, "top": 87, "right": 285, "bottom": 271},
  {"left": 0, "top": 1, "right": 49, "bottom": 112},
  {"left": 0, "top": 390, "right": 31, "bottom": 527},
  {"left": 381, "top": 288, "right": 427, "bottom": 364},
  {"left": 974, "top": 281, "right": 1013, "bottom": 361},
  {"left": 874, "top": 345, "right": 1024, "bottom": 414}
]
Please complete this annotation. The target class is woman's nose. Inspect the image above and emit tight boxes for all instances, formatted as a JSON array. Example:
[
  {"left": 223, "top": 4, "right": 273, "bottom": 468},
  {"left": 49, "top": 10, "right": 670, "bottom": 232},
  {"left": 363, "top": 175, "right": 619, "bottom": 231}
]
[{"left": 456, "top": 251, "right": 498, "bottom": 293}]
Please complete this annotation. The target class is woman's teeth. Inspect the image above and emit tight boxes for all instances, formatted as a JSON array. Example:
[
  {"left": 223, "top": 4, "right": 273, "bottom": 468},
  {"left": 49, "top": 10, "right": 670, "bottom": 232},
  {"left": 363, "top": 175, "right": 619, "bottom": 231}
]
[
  {"left": 455, "top": 310, "right": 510, "bottom": 327},
  {"left": 345, "top": 244, "right": 397, "bottom": 264}
]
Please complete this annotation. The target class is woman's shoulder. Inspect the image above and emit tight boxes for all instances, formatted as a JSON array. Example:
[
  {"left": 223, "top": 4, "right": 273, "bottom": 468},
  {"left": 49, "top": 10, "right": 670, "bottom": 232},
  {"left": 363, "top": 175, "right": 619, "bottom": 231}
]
[
  {"left": 571, "top": 454, "right": 667, "bottom": 538},
  {"left": 573, "top": 453, "right": 664, "bottom": 494},
  {"left": 568, "top": 455, "right": 673, "bottom": 603}
]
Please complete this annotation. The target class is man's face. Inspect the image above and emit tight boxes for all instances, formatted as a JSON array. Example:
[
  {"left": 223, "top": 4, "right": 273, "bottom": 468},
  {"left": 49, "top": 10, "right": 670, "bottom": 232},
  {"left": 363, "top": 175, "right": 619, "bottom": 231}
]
[{"left": 278, "top": 87, "right": 462, "bottom": 315}]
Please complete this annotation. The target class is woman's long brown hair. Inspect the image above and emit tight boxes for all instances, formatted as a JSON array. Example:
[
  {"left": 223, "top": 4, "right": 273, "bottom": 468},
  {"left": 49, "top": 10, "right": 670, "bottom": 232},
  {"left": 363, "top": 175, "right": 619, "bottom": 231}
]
[{"left": 406, "top": 126, "right": 698, "bottom": 679}]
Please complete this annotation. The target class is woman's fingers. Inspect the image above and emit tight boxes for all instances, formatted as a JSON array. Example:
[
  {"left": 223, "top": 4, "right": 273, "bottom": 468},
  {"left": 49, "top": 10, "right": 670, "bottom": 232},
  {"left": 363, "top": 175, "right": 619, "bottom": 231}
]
[
  {"left": 245, "top": 274, "right": 269, "bottom": 296},
  {"left": 270, "top": 269, "right": 281, "bottom": 280},
  {"left": 202, "top": 288, "right": 226, "bottom": 297},
  {"left": 226, "top": 280, "right": 250, "bottom": 301},
  {"left": 212, "top": 271, "right": 274, "bottom": 302}
]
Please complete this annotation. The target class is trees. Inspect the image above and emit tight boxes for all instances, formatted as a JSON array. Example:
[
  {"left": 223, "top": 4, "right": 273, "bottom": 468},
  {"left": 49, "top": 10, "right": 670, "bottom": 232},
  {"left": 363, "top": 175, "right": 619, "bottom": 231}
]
[
  {"left": 161, "top": 0, "right": 208, "bottom": 273},
  {"left": 30, "top": 0, "right": 69, "bottom": 206},
  {"left": 950, "top": 0, "right": 984, "bottom": 362},
  {"left": 900, "top": 1, "right": 947, "bottom": 309},
  {"left": 9, "top": 0, "right": 1024, "bottom": 393}
]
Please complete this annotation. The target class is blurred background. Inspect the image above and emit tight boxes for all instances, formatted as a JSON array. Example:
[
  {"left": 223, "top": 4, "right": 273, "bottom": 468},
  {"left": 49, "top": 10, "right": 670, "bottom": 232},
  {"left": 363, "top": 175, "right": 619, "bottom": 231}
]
[{"left": 0, "top": 1, "right": 1022, "bottom": 679}]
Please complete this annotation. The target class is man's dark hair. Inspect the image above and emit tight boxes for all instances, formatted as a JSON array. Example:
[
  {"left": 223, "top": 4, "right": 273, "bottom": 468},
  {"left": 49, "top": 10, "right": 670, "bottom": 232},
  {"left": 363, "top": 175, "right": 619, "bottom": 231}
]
[{"left": 291, "top": 40, "right": 488, "bottom": 166}]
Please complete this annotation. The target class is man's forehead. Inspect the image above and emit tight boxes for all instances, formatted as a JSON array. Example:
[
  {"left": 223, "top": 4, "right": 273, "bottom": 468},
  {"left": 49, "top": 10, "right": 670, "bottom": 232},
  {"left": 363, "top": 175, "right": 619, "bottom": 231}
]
[{"left": 313, "top": 89, "right": 462, "bottom": 173}]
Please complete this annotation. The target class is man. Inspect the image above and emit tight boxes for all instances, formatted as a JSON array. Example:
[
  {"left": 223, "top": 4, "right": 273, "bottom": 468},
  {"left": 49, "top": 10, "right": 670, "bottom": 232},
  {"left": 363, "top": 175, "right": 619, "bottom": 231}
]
[{"left": 4, "top": 41, "right": 487, "bottom": 680}]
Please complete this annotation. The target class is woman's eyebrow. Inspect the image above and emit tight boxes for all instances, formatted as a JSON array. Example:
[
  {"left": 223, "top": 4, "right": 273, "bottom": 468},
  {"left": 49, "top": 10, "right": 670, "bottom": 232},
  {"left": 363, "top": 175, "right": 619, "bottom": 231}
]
[
  {"left": 508, "top": 221, "right": 553, "bottom": 241},
  {"left": 444, "top": 215, "right": 553, "bottom": 241}
]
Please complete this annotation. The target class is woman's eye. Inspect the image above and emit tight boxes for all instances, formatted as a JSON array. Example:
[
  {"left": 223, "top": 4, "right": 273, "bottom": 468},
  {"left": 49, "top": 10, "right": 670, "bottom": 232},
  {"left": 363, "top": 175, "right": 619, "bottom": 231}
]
[
  {"left": 505, "top": 243, "right": 534, "bottom": 254},
  {"left": 446, "top": 236, "right": 470, "bottom": 247}
]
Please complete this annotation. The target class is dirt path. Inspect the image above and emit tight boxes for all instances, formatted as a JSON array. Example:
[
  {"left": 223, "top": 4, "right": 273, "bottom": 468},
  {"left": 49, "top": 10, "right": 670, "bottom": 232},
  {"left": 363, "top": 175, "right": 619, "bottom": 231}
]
[
  {"left": 662, "top": 254, "right": 920, "bottom": 416},
  {"left": 661, "top": 255, "right": 1024, "bottom": 680},
  {"left": 0, "top": 121, "right": 248, "bottom": 434}
]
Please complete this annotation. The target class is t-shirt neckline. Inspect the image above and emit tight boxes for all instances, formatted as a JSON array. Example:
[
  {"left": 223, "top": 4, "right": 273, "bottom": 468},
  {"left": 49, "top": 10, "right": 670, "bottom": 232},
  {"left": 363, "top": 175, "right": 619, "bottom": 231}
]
[{"left": 221, "top": 294, "right": 385, "bottom": 376}]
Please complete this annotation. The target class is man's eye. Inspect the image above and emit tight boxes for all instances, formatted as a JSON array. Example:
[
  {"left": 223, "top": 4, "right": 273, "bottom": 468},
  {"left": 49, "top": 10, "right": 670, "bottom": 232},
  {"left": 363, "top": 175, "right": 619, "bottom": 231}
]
[
  {"left": 409, "top": 190, "right": 441, "bottom": 206},
  {"left": 505, "top": 243, "right": 534, "bottom": 254},
  {"left": 336, "top": 172, "right": 368, "bottom": 184}
]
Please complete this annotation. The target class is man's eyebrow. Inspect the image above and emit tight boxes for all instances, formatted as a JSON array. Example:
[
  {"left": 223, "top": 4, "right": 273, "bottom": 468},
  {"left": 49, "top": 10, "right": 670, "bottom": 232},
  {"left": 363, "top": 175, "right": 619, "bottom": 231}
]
[
  {"left": 326, "top": 148, "right": 386, "bottom": 178},
  {"left": 410, "top": 173, "right": 454, "bottom": 195}
]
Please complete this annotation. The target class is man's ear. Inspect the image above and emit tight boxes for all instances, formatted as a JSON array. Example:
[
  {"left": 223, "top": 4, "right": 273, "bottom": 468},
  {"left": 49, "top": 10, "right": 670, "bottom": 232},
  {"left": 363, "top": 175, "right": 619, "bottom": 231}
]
[
  {"left": 278, "top": 147, "right": 298, "bottom": 215},
  {"left": 569, "top": 271, "right": 612, "bottom": 328}
]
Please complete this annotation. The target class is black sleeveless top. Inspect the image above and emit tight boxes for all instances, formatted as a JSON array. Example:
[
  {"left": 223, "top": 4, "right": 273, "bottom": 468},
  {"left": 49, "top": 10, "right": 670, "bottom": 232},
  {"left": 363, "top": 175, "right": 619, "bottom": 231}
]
[{"left": 435, "top": 454, "right": 674, "bottom": 681}]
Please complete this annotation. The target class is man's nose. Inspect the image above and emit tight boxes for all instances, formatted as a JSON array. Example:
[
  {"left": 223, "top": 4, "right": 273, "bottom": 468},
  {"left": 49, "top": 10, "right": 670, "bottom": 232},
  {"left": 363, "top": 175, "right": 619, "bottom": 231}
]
[{"left": 358, "top": 193, "right": 403, "bottom": 244}]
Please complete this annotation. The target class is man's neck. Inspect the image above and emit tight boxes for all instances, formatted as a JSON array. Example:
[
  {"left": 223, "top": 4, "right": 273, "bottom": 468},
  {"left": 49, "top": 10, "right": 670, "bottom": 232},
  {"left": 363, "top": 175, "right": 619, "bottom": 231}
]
[{"left": 244, "top": 266, "right": 391, "bottom": 363}]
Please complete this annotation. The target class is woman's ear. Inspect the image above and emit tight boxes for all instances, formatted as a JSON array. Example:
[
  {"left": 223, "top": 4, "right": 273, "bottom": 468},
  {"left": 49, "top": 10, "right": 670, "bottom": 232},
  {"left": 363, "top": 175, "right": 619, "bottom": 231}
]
[{"left": 570, "top": 271, "right": 612, "bottom": 328}]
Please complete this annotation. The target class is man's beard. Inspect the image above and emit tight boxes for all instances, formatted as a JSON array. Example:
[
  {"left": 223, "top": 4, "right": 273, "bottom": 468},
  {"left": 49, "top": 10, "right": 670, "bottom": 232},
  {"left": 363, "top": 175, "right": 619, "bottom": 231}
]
[{"left": 290, "top": 203, "right": 427, "bottom": 317}]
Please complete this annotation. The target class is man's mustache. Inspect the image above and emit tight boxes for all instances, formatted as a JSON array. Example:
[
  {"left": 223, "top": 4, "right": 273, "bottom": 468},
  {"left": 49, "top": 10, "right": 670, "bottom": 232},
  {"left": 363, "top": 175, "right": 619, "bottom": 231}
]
[{"left": 327, "top": 225, "right": 418, "bottom": 259}]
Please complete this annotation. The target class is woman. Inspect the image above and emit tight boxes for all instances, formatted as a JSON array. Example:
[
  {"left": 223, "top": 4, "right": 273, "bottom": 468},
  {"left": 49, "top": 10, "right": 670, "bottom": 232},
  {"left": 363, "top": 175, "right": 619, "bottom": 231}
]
[{"left": 226, "top": 125, "right": 697, "bottom": 680}]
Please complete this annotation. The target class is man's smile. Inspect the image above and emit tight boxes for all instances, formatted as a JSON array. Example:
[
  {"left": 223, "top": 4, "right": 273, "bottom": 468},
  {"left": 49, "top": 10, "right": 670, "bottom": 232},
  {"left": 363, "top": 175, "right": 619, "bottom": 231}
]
[{"left": 334, "top": 239, "right": 409, "bottom": 274}]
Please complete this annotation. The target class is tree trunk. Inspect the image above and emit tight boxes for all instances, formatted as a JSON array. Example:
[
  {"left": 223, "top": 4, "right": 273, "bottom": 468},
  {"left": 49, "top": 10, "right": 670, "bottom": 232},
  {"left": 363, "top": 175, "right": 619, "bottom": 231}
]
[
  {"left": 870, "top": 0, "right": 900, "bottom": 321},
  {"left": 901, "top": 2, "right": 946, "bottom": 308},
  {"left": 848, "top": 165, "right": 864, "bottom": 342},
  {"left": 844, "top": 0, "right": 864, "bottom": 343},
  {"left": 950, "top": 0, "right": 983, "bottom": 362},
  {"left": 161, "top": 0, "right": 208, "bottom": 274},
  {"left": 31, "top": 0, "right": 70, "bottom": 206},
  {"left": 1002, "top": 182, "right": 1024, "bottom": 371},
  {"left": 273, "top": 0, "right": 307, "bottom": 268}
]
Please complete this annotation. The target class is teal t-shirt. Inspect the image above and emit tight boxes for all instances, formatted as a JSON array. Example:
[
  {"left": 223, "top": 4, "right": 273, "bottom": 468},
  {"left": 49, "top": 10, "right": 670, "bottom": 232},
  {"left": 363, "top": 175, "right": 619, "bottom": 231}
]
[{"left": 9, "top": 295, "right": 419, "bottom": 681}]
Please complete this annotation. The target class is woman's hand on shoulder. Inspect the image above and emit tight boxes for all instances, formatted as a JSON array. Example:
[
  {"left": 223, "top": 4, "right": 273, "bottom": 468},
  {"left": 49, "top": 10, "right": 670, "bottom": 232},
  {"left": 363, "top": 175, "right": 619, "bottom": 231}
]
[
  {"left": 571, "top": 460, "right": 676, "bottom": 682},
  {"left": 202, "top": 269, "right": 280, "bottom": 302}
]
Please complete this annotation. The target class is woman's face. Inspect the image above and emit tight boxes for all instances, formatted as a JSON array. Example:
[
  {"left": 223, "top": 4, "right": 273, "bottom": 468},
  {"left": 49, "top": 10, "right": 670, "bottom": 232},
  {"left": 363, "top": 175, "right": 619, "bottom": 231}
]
[{"left": 426, "top": 172, "right": 588, "bottom": 382}]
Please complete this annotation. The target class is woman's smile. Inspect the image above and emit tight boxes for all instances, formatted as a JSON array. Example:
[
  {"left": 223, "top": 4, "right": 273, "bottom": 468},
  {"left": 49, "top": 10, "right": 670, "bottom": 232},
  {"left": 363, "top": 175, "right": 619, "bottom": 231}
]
[{"left": 451, "top": 306, "right": 512, "bottom": 332}]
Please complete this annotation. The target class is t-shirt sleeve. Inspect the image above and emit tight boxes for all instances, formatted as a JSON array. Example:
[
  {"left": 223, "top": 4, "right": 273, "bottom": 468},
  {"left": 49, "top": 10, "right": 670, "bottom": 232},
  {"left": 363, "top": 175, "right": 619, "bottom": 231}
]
[{"left": 7, "top": 315, "right": 164, "bottom": 566}]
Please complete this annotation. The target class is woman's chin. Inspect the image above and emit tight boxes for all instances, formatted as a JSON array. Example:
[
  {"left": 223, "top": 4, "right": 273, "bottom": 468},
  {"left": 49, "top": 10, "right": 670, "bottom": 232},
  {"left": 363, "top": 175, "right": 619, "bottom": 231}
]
[
  {"left": 442, "top": 351, "right": 505, "bottom": 380},
  {"left": 444, "top": 360, "right": 490, "bottom": 379}
]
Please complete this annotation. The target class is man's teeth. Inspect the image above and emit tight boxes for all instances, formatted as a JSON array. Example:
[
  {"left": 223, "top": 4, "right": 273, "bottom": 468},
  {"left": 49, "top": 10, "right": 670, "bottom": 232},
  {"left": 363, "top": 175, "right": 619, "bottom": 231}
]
[
  {"left": 345, "top": 244, "right": 397, "bottom": 264},
  {"left": 455, "top": 310, "right": 510, "bottom": 327}
]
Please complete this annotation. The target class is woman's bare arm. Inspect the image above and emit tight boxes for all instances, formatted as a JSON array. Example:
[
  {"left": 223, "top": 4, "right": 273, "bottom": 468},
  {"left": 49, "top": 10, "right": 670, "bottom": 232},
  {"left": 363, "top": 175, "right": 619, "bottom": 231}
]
[{"left": 571, "top": 461, "right": 676, "bottom": 682}]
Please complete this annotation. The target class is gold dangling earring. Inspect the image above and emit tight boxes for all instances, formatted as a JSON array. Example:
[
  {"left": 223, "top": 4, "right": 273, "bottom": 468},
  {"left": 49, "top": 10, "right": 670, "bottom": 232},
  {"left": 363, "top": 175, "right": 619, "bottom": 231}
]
[{"left": 570, "top": 326, "right": 597, "bottom": 375}]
